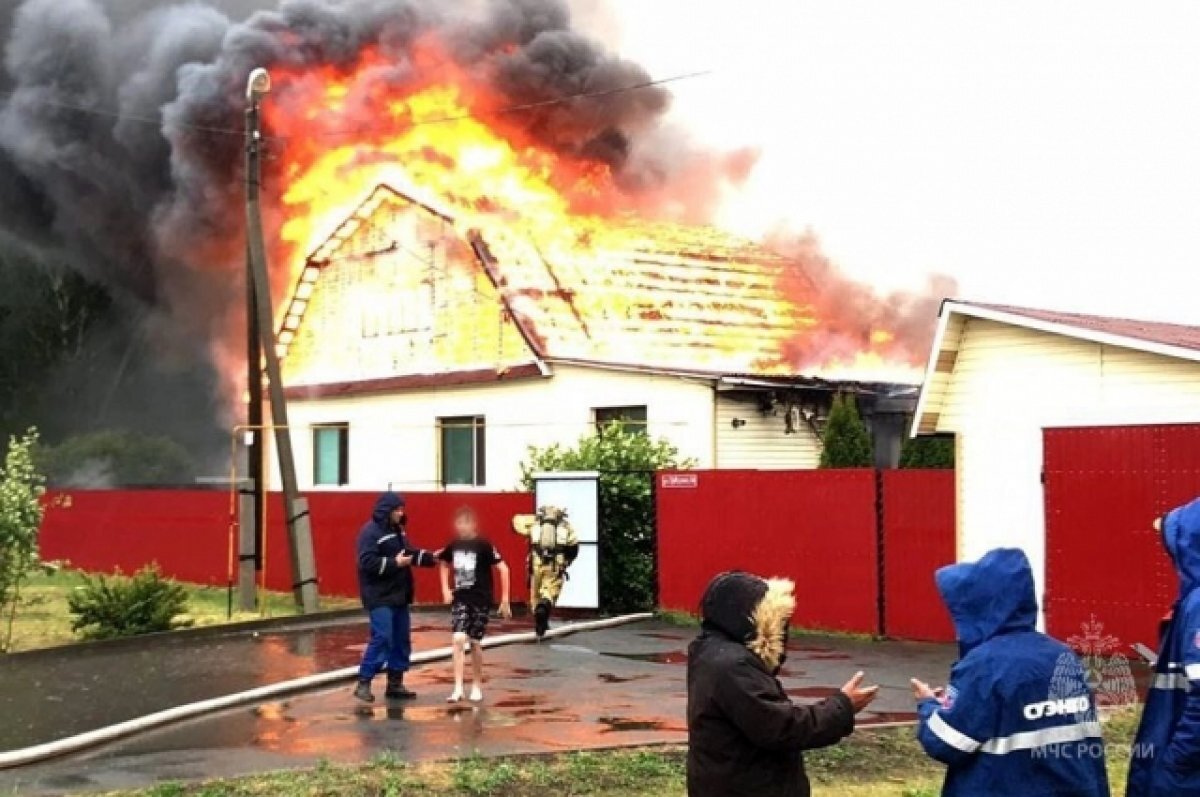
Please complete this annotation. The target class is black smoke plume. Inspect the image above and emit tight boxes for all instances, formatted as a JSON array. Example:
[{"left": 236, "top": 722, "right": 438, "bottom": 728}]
[{"left": 0, "top": 0, "right": 706, "bottom": 465}]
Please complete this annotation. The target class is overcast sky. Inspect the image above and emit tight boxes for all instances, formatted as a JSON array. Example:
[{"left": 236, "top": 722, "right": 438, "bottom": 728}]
[{"left": 577, "top": 1, "right": 1200, "bottom": 324}]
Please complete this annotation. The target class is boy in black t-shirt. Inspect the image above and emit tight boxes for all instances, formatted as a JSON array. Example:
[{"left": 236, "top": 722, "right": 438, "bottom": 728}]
[{"left": 438, "top": 506, "right": 511, "bottom": 703}]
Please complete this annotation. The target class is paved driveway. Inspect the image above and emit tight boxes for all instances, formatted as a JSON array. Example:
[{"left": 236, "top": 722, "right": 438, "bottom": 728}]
[{"left": 0, "top": 616, "right": 956, "bottom": 794}]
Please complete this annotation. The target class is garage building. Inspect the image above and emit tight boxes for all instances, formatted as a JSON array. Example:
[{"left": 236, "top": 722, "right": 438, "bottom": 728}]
[{"left": 912, "top": 300, "right": 1200, "bottom": 641}]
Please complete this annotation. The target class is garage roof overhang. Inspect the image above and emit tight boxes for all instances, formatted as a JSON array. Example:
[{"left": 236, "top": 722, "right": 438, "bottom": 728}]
[{"left": 911, "top": 300, "right": 1200, "bottom": 436}]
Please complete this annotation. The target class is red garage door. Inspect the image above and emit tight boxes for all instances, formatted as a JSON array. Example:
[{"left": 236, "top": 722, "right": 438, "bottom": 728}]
[{"left": 1043, "top": 424, "right": 1200, "bottom": 648}]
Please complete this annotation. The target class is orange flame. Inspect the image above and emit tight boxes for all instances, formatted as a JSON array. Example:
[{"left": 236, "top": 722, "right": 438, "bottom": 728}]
[{"left": 261, "top": 40, "right": 923, "bottom": 385}]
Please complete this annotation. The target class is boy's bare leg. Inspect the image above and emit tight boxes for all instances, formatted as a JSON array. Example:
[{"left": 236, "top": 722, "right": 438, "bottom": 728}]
[
  {"left": 469, "top": 644, "right": 485, "bottom": 702},
  {"left": 448, "top": 632, "right": 467, "bottom": 702}
]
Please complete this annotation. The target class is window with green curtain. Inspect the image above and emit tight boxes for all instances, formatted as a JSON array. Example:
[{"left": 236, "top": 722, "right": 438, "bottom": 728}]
[
  {"left": 594, "top": 405, "right": 648, "bottom": 435},
  {"left": 440, "top": 416, "right": 485, "bottom": 486},
  {"left": 313, "top": 424, "right": 348, "bottom": 486}
]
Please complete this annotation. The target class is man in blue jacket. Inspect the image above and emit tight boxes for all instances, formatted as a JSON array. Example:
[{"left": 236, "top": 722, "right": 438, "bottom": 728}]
[
  {"left": 353, "top": 492, "right": 437, "bottom": 703},
  {"left": 911, "top": 548, "right": 1109, "bottom": 796},
  {"left": 1128, "top": 496, "right": 1200, "bottom": 796}
]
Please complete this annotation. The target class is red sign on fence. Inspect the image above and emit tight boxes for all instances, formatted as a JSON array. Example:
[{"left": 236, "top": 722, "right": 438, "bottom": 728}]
[{"left": 660, "top": 473, "right": 698, "bottom": 489}]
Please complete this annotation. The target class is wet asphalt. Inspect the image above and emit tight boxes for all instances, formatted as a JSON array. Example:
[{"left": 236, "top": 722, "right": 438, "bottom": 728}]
[{"left": 0, "top": 615, "right": 958, "bottom": 795}]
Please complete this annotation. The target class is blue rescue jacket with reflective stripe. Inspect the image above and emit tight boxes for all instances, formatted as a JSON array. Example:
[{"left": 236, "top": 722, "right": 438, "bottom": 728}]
[
  {"left": 916, "top": 548, "right": 1110, "bottom": 797},
  {"left": 1128, "top": 497, "right": 1200, "bottom": 797}
]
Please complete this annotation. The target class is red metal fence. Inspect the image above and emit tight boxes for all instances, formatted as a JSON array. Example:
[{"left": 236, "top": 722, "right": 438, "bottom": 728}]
[
  {"left": 881, "top": 470, "right": 957, "bottom": 641},
  {"left": 1044, "top": 424, "right": 1200, "bottom": 646},
  {"left": 42, "top": 472, "right": 959, "bottom": 640},
  {"left": 40, "top": 489, "right": 534, "bottom": 604},
  {"left": 657, "top": 469, "right": 956, "bottom": 637}
]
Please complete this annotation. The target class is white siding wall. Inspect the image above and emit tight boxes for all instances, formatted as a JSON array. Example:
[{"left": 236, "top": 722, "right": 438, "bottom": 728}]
[
  {"left": 935, "top": 318, "right": 1200, "bottom": 613},
  {"left": 268, "top": 365, "right": 715, "bottom": 492},
  {"left": 715, "top": 394, "right": 822, "bottom": 469}
]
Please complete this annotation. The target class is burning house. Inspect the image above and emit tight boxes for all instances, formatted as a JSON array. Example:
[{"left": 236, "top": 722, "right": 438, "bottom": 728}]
[
  {"left": 0, "top": 0, "right": 941, "bottom": 482},
  {"left": 272, "top": 183, "right": 916, "bottom": 491}
]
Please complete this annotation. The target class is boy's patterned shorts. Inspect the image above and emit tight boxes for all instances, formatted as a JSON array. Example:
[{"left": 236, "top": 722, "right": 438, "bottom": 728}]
[{"left": 451, "top": 601, "right": 490, "bottom": 641}]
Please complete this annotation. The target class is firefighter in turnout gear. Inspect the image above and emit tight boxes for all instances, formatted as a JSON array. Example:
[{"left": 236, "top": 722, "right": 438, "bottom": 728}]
[{"left": 512, "top": 506, "right": 579, "bottom": 638}]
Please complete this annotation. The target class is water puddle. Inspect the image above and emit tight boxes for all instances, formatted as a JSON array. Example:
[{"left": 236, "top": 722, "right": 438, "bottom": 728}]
[
  {"left": 597, "top": 672, "right": 653, "bottom": 684},
  {"left": 597, "top": 716, "right": 686, "bottom": 734},
  {"left": 601, "top": 650, "right": 688, "bottom": 665}
]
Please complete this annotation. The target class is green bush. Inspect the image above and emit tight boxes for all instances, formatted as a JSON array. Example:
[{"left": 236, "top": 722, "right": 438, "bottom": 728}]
[
  {"left": 67, "top": 565, "right": 191, "bottom": 640},
  {"left": 819, "top": 393, "right": 874, "bottom": 468},
  {"left": 520, "top": 424, "right": 693, "bottom": 613},
  {"left": 900, "top": 435, "right": 955, "bottom": 469},
  {"left": 0, "top": 428, "right": 45, "bottom": 652},
  {"left": 38, "top": 430, "right": 196, "bottom": 487}
]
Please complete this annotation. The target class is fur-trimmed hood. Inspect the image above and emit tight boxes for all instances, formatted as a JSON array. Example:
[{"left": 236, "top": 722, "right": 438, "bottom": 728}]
[{"left": 699, "top": 571, "right": 796, "bottom": 671}]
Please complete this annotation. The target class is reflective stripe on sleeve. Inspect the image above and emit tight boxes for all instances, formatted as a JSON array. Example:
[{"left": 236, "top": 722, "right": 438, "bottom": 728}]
[
  {"left": 979, "top": 721, "right": 1104, "bottom": 756},
  {"left": 377, "top": 533, "right": 397, "bottom": 544},
  {"left": 927, "top": 713, "right": 982, "bottom": 753},
  {"left": 378, "top": 558, "right": 387, "bottom": 575},
  {"left": 1153, "top": 673, "right": 1191, "bottom": 691}
]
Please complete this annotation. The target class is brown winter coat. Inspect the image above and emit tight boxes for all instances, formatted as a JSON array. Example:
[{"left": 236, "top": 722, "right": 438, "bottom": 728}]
[{"left": 686, "top": 573, "right": 855, "bottom": 797}]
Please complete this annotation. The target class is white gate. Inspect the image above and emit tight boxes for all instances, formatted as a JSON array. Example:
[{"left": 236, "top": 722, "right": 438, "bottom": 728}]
[{"left": 532, "top": 471, "right": 599, "bottom": 609}]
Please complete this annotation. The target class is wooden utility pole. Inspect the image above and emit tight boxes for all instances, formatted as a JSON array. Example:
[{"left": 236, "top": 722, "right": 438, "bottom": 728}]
[{"left": 244, "top": 68, "right": 320, "bottom": 613}]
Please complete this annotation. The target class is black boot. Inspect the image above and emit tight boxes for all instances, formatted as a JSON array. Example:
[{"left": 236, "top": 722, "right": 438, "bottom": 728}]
[
  {"left": 534, "top": 601, "right": 551, "bottom": 639},
  {"left": 353, "top": 680, "right": 374, "bottom": 703},
  {"left": 385, "top": 671, "right": 417, "bottom": 700}
]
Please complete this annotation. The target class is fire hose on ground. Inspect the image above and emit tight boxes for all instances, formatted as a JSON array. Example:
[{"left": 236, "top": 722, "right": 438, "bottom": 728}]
[{"left": 0, "top": 612, "right": 654, "bottom": 770}]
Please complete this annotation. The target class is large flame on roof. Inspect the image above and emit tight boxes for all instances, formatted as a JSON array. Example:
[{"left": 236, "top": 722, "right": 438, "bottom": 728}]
[{"left": 264, "top": 42, "right": 923, "bottom": 384}]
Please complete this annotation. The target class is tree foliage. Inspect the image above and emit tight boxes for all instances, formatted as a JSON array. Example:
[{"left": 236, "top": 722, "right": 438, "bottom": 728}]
[
  {"left": 0, "top": 249, "right": 112, "bottom": 438},
  {"left": 38, "top": 430, "right": 196, "bottom": 486},
  {"left": 0, "top": 428, "right": 46, "bottom": 652},
  {"left": 900, "top": 435, "right": 956, "bottom": 469},
  {"left": 520, "top": 424, "right": 693, "bottom": 613},
  {"left": 67, "top": 565, "right": 191, "bottom": 640},
  {"left": 819, "top": 393, "right": 874, "bottom": 468}
]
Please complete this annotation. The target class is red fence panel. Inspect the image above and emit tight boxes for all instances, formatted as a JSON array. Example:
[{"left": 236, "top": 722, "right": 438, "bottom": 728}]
[
  {"left": 1044, "top": 424, "right": 1200, "bottom": 647},
  {"left": 882, "top": 470, "right": 956, "bottom": 642},
  {"left": 259, "top": 491, "right": 534, "bottom": 603},
  {"left": 657, "top": 469, "right": 880, "bottom": 634},
  {"left": 40, "top": 489, "right": 534, "bottom": 605},
  {"left": 40, "top": 489, "right": 230, "bottom": 585}
]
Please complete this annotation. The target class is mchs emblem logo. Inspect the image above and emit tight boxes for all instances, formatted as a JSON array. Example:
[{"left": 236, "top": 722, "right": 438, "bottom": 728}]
[{"left": 1058, "top": 615, "right": 1138, "bottom": 709}]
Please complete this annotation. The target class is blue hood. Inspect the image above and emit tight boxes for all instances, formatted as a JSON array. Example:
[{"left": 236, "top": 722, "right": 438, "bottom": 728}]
[
  {"left": 935, "top": 548, "right": 1038, "bottom": 656},
  {"left": 1163, "top": 497, "right": 1200, "bottom": 597},
  {"left": 371, "top": 491, "right": 406, "bottom": 524}
]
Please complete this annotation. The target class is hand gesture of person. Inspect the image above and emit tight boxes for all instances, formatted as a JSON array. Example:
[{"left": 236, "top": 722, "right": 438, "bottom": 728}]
[
  {"left": 498, "top": 601, "right": 513, "bottom": 619},
  {"left": 395, "top": 551, "right": 413, "bottom": 568},
  {"left": 910, "top": 678, "right": 938, "bottom": 701},
  {"left": 910, "top": 678, "right": 947, "bottom": 704},
  {"left": 840, "top": 670, "right": 880, "bottom": 713}
]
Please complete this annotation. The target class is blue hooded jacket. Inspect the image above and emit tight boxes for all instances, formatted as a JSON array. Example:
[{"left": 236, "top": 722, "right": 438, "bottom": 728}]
[
  {"left": 916, "top": 548, "right": 1110, "bottom": 797},
  {"left": 355, "top": 492, "right": 436, "bottom": 609},
  {"left": 1128, "top": 496, "right": 1200, "bottom": 797}
]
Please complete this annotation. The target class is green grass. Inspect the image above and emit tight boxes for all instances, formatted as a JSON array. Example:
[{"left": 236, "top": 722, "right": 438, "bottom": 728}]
[
  {"left": 101, "top": 711, "right": 1141, "bottom": 796},
  {"left": 4, "top": 568, "right": 356, "bottom": 652}
]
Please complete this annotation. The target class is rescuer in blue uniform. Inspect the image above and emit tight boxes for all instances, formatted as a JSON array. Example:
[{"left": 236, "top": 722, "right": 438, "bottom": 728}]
[
  {"left": 352, "top": 492, "right": 437, "bottom": 703},
  {"left": 1128, "top": 496, "right": 1200, "bottom": 796},
  {"left": 911, "top": 548, "right": 1109, "bottom": 797}
]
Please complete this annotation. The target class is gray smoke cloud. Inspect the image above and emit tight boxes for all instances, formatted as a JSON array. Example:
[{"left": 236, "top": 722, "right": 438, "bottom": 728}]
[{"left": 0, "top": 0, "right": 703, "bottom": 453}]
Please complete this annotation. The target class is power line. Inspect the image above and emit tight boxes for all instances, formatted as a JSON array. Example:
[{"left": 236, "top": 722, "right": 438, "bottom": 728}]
[
  {"left": 292, "top": 70, "right": 710, "bottom": 141},
  {"left": 0, "top": 69, "right": 710, "bottom": 142}
]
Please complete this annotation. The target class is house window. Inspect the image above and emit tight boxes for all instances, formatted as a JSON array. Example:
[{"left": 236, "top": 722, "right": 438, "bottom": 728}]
[
  {"left": 594, "top": 405, "right": 648, "bottom": 435},
  {"left": 440, "top": 416, "right": 486, "bottom": 487},
  {"left": 313, "top": 424, "right": 349, "bottom": 486}
]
